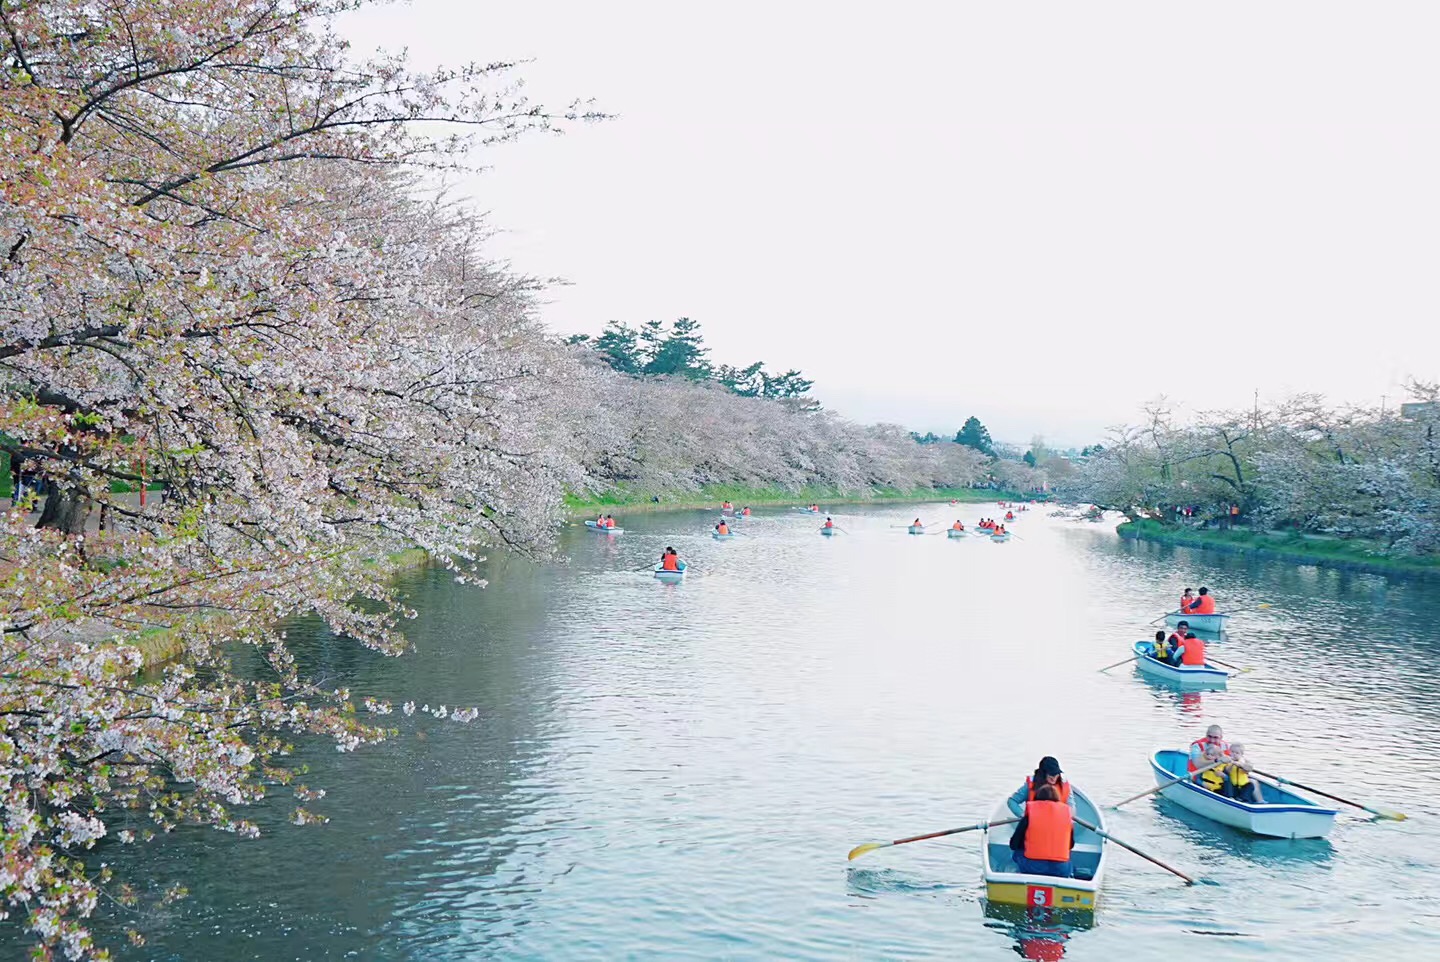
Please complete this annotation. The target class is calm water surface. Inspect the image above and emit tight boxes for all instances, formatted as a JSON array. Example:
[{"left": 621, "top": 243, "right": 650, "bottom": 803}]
[{"left": 81, "top": 506, "right": 1440, "bottom": 959}]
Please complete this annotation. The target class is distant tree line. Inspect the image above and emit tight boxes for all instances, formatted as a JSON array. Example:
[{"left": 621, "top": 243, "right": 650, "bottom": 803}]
[{"left": 567, "top": 318, "right": 816, "bottom": 406}]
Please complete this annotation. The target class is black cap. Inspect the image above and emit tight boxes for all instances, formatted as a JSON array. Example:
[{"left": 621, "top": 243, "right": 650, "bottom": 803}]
[{"left": 1039, "top": 756, "right": 1063, "bottom": 776}]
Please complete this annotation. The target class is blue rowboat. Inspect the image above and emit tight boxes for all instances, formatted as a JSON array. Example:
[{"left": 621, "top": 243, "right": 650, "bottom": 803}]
[
  {"left": 1150, "top": 750, "right": 1338, "bottom": 838},
  {"left": 793, "top": 506, "right": 821, "bottom": 514},
  {"left": 947, "top": 528, "right": 966, "bottom": 538},
  {"left": 583, "top": 520, "right": 624, "bottom": 535},
  {"left": 1163, "top": 611, "right": 1230, "bottom": 634},
  {"left": 991, "top": 532, "right": 1011, "bottom": 542},
  {"left": 982, "top": 785, "right": 1107, "bottom": 913},
  {"left": 820, "top": 527, "right": 837, "bottom": 536},
  {"left": 653, "top": 561, "right": 687, "bottom": 581},
  {"left": 908, "top": 525, "right": 925, "bottom": 534},
  {"left": 712, "top": 531, "right": 734, "bottom": 540},
  {"left": 1132, "top": 641, "right": 1228, "bottom": 690}
]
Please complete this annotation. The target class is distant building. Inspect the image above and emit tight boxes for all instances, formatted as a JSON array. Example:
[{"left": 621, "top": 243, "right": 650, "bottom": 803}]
[{"left": 1400, "top": 401, "right": 1438, "bottom": 419}]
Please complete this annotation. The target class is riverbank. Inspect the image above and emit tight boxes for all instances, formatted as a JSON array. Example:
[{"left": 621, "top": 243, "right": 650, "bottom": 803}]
[
  {"left": 1117, "top": 519, "right": 1440, "bottom": 580},
  {"left": 565, "top": 485, "right": 1028, "bottom": 516}
]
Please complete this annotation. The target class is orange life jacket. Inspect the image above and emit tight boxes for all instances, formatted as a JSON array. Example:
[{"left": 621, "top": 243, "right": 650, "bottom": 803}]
[
  {"left": 742, "top": 508, "right": 750, "bottom": 516},
  {"left": 1025, "top": 777, "right": 1071, "bottom": 805},
  {"left": 1179, "top": 595, "right": 1193, "bottom": 613},
  {"left": 1180, "top": 636, "right": 1206, "bottom": 666},
  {"left": 823, "top": 520, "right": 834, "bottom": 528},
  {"left": 661, "top": 555, "right": 679, "bottom": 571},
  {"left": 1023, "top": 801, "right": 1072, "bottom": 862},
  {"left": 1192, "top": 595, "right": 1216, "bottom": 614},
  {"left": 1005, "top": 513, "right": 1014, "bottom": 520},
  {"left": 605, "top": 519, "right": 615, "bottom": 528},
  {"left": 1187, "top": 736, "right": 1231, "bottom": 772},
  {"left": 952, "top": 522, "right": 963, "bottom": 530}
]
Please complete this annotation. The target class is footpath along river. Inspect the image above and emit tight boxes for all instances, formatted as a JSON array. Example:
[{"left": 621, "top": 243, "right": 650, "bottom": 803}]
[{"left": 72, "top": 506, "right": 1440, "bottom": 959}]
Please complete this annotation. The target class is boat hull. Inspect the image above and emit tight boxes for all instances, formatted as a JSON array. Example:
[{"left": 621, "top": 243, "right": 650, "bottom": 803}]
[
  {"left": 982, "top": 787, "right": 1106, "bottom": 913},
  {"left": 583, "top": 521, "right": 623, "bottom": 535},
  {"left": 947, "top": 529, "right": 966, "bottom": 538},
  {"left": 653, "top": 562, "right": 687, "bottom": 581},
  {"left": 991, "top": 533, "right": 1011, "bottom": 542},
  {"left": 1150, "top": 750, "right": 1337, "bottom": 839},
  {"left": 820, "top": 528, "right": 837, "bottom": 536},
  {"left": 908, "top": 526, "right": 924, "bottom": 534},
  {"left": 1163, "top": 611, "right": 1230, "bottom": 633},
  {"left": 712, "top": 532, "right": 734, "bottom": 540},
  {"left": 1132, "top": 642, "right": 1228, "bottom": 690}
]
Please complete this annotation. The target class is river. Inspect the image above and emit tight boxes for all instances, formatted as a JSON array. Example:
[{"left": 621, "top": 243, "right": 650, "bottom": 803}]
[{"left": 66, "top": 505, "right": 1440, "bottom": 959}]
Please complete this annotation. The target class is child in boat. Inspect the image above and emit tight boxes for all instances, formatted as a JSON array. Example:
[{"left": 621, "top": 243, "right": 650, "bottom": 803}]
[
  {"left": 1222, "top": 743, "right": 1264, "bottom": 803},
  {"left": 1151, "top": 630, "right": 1173, "bottom": 664}
]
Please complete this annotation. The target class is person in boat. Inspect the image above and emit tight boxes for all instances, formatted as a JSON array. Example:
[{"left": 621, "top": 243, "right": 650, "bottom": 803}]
[
  {"left": 1150, "top": 629, "right": 1176, "bottom": 665},
  {"left": 1007, "top": 756, "right": 1073, "bottom": 817},
  {"left": 742, "top": 506, "right": 751, "bottom": 516},
  {"left": 660, "top": 547, "right": 682, "bottom": 571},
  {"left": 1172, "top": 622, "right": 1207, "bottom": 667},
  {"left": 1166, "top": 621, "right": 1194, "bottom": 662},
  {"left": 715, "top": 520, "right": 730, "bottom": 535},
  {"left": 1184, "top": 586, "right": 1216, "bottom": 615},
  {"left": 721, "top": 501, "right": 733, "bottom": 511},
  {"left": 822, "top": 517, "right": 835, "bottom": 529},
  {"left": 952, "top": 520, "right": 964, "bottom": 531},
  {"left": 912, "top": 518, "right": 923, "bottom": 528},
  {"left": 604, "top": 515, "right": 616, "bottom": 528},
  {"left": 1009, "top": 783, "right": 1075, "bottom": 878},
  {"left": 1188, "top": 725, "right": 1231, "bottom": 774},
  {"left": 1005, "top": 512, "right": 1015, "bottom": 521},
  {"left": 1220, "top": 742, "right": 1264, "bottom": 803},
  {"left": 1178, "top": 587, "right": 1195, "bottom": 613}
]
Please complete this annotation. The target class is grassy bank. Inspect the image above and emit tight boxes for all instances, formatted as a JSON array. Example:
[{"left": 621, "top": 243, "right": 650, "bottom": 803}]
[
  {"left": 565, "top": 484, "right": 1028, "bottom": 515},
  {"left": 1117, "top": 518, "right": 1440, "bottom": 579}
]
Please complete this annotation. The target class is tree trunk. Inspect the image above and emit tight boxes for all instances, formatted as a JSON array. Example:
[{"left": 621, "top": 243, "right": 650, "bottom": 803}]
[{"left": 37, "top": 483, "right": 93, "bottom": 534}]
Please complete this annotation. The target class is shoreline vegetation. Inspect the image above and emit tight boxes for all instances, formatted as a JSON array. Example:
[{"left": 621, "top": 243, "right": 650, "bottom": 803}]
[
  {"left": 565, "top": 485, "right": 1026, "bottom": 516},
  {"left": 1117, "top": 519, "right": 1440, "bottom": 580}
]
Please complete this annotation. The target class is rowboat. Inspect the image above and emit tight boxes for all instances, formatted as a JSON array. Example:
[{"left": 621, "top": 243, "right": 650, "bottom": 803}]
[
  {"left": 820, "top": 527, "right": 837, "bottom": 536},
  {"left": 793, "top": 506, "right": 820, "bottom": 514},
  {"left": 908, "top": 525, "right": 925, "bottom": 535},
  {"left": 583, "top": 520, "right": 624, "bottom": 535},
  {"left": 1132, "top": 641, "right": 1228, "bottom": 689},
  {"left": 982, "top": 786, "right": 1106, "bottom": 913},
  {"left": 991, "top": 532, "right": 1011, "bottom": 542},
  {"left": 1150, "top": 750, "right": 1338, "bottom": 838},
  {"left": 1162, "top": 611, "right": 1230, "bottom": 633},
  {"left": 653, "top": 561, "right": 687, "bottom": 581},
  {"left": 947, "top": 528, "right": 966, "bottom": 538},
  {"left": 712, "top": 531, "right": 734, "bottom": 541}
]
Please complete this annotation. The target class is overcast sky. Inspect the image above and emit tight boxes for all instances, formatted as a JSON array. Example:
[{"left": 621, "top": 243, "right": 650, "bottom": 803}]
[{"left": 341, "top": 2, "right": 1439, "bottom": 446}]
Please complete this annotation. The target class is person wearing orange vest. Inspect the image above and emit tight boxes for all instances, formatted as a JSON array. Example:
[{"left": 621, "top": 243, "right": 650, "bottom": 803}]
[
  {"left": 715, "top": 520, "right": 730, "bottom": 535},
  {"left": 742, "top": 506, "right": 751, "bottom": 516},
  {"left": 1006, "top": 757, "right": 1074, "bottom": 817},
  {"left": 1166, "top": 620, "right": 1195, "bottom": 663},
  {"left": 1187, "top": 725, "right": 1231, "bottom": 774},
  {"left": 1185, "top": 586, "right": 1217, "bottom": 615},
  {"left": 1009, "top": 783, "right": 1075, "bottom": 878},
  {"left": 1005, "top": 512, "right": 1014, "bottom": 521},
  {"left": 823, "top": 517, "right": 835, "bottom": 529},
  {"left": 660, "top": 547, "right": 681, "bottom": 571},
  {"left": 952, "top": 520, "right": 964, "bottom": 531},
  {"left": 1177, "top": 631, "right": 1206, "bottom": 666},
  {"left": 604, "top": 515, "right": 616, "bottom": 528},
  {"left": 1179, "top": 587, "right": 1195, "bottom": 614}
]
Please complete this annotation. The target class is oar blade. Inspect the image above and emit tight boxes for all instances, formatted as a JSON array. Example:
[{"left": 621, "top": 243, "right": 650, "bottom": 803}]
[
  {"left": 1369, "top": 807, "right": 1407, "bottom": 822},
  {"left": 847, "top": 841, "right": 888, "bottom": 861}
]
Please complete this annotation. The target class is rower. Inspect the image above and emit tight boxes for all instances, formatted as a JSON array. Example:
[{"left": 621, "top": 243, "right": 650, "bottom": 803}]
[
  {"left": 1188, "top": 725, "right": 1231, "bottom": 775},
  {"left": 951, "top": 520, "right": 964, "bottom": 531},
  {"left": 1186, "top": 586, "right": 1216, "bottom": 615},
  {"left": 1005, "top": 512, "right": 1015, "bottom": 521},
  {"left": 605, "top": 515, "right": 616, "bottom": 528},
  {"left": 1009, "top": 783, "right": 1075, "bottom": 878},
  {"left": 912, "top": 518, "right": 923, "bottom": 529},
  {"left": 822, "top": 517, "right": 835, "bottom": 529},
  {"left": 660, "top": 547, "right": 681, "bottom": 571},
  {"left": 742, "top": 506, "right": 751, "bottom": 516},
  {"left": 715, "top": 520, "right": 730, "bottom": 535},
  {"left": 1007, "top": 756, "right": 1073, "bottom": 817},
  {"left": 1166, "top": 620, "right": 1194, "bottom": 660},
  {"left": 1176, "top": 625, "right": 1206, "bottom": 667}
]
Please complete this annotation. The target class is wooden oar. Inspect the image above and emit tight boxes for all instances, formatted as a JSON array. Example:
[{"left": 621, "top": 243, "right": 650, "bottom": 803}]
[
  {"left": 1073, "top": 818, "right": 1194, "bottom": 884},
  {"left": 1110, "top": 760, "right": 1225, "bottom": 809},
  {"left": 1252, "top": 770, "right": 1407, "bottom": 821},
  {"left": 1097, "top": 655, "right": 1138, "bottom": 673},
  {"left": 1204, "top": 655, "right": 1253, "bottom": 675},
  {"left": 847, "top": 817, "right": 1018, "bottom": 861}
]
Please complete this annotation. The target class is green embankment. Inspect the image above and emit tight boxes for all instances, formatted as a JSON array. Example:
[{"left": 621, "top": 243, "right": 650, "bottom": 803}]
[
  {"left": 1117, "top": 518, "right": 1440, "bottom": 579},
  {"left": 565, "top": 484, "right": 1027, "bottom": 515}
]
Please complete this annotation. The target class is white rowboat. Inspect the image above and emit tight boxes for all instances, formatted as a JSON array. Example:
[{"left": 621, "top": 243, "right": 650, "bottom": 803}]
[
  {"left": 583, "top": 520, "right": 624, "bottom": 535},
  {"left": 1132, "top": 641, "right": 1228, "bottom": 690},
  {"left": 1150, "top": 750, "right": 1338, "bottom": 839},
  {"left": 982, "top": 785, "right": 1107, "bottom": 912},
  {"left": 1162, "top": 611, "right": 1230, "bottom": 633},
  {"left": 653, "top": 562, "right": 687, "bottom": 581}
]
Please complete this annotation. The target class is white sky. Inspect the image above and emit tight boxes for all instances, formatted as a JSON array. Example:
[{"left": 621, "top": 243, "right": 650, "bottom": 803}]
[{"left": 341, "top": 2, "right": 1439, "bottom": 447}]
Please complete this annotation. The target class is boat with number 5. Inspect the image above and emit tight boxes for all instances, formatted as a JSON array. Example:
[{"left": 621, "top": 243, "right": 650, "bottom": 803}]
[
  {"left": 1149, "top": 750, "right": 1338, "bottom": 838},
  {"left": 981, "top": 786, "right": 1107, "bottom": 913},
  {"left": 653, "top": 561, "right": 687, "bottom": 582},
  {"left": 1132, "top": 641, "right": 1228, "bottom": 690}
]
